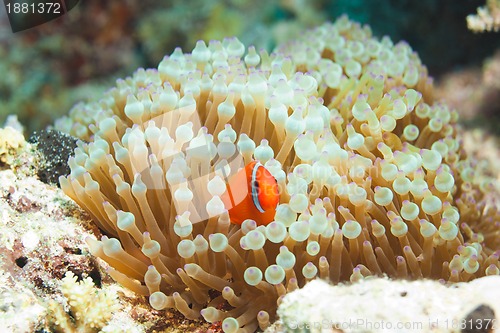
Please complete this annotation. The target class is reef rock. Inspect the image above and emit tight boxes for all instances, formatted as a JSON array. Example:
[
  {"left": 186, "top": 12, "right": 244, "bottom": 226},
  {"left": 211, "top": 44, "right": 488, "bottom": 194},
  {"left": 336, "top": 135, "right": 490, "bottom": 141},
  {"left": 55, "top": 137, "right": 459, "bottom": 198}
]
[{"left": 271, "top": 276, "right": 500, "bottom": 333}]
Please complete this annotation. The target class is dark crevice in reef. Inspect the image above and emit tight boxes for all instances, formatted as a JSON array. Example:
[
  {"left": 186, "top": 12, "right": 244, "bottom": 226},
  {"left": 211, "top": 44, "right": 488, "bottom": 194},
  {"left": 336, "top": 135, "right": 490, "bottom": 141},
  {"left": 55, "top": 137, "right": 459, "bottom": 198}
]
[
  {"left": 88, "top": 265, "right": 103, "bottom": 288},
  {"left": 15, "top": 256, "right": 28, "bottom": 268}
]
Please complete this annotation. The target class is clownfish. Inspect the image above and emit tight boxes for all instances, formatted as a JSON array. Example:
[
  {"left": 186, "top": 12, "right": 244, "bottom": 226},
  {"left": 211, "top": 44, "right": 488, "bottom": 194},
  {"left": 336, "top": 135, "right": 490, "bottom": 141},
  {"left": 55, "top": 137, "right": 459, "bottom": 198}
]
[{"left": 220, "top": 161, "right": 279, "bottom": 226}]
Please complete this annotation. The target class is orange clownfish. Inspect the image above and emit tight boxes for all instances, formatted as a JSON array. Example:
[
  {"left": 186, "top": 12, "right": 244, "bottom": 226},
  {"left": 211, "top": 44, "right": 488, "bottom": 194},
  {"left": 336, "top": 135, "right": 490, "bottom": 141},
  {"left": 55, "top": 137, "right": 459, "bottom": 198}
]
[{"left": 220, "top": 161, "right": 279, "bottom": 226}]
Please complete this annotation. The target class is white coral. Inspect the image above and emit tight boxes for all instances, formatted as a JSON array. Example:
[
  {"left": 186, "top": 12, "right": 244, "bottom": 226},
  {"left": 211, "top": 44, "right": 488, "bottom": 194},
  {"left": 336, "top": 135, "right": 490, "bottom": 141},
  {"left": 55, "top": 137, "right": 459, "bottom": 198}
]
[{"left": 48, "top": 271, "right": 121, "bottom": 333}]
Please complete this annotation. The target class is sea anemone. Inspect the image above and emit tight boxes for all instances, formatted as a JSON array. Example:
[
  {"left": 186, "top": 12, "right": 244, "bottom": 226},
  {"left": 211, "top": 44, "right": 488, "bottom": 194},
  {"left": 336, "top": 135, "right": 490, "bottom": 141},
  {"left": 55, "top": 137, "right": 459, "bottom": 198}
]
[{"left": 58, "top": 16, "right": 500, "bottom": 332}]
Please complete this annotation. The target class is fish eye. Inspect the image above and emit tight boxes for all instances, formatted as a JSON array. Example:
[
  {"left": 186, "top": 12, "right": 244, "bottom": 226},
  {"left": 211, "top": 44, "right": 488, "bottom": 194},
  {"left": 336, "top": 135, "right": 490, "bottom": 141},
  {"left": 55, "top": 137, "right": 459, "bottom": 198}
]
[{"left": 253, "top": 180, "right": 259, "bottom": 188}]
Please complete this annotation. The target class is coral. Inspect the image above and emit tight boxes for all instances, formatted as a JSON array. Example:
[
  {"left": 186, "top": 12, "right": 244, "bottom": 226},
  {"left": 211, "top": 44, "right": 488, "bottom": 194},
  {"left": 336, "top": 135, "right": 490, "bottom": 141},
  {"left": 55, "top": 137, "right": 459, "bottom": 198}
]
[
  {"left": 461, "top": 129, "right": 500, "bottom": 198},
  {"left": 3, "top": 0, "right": 499, "bottom": 134},
  {"left": 327, "top": 0, "right": 500, "bottom": 76},
  {"left": 0, "top": 124, "right": 26, "bottom": 166},
  {"left": 0, "top": 269, "right": 46, "bottom": 332},
  {"left": 0, "top": 0, "right": 143, "bottom": 132},
  {"left": 0, "top": 145, "right": 149, "bottom": 332},
  {"left": 3, "top": 115, "right": 24, "bottom": 133},
  {"left": 435, "top": 49, "right": 500, "bottom": 134},
  {"left": 272, "top": 276, "right": 500, "bottom": 333},
  {"left": 59, "top": 16, "right": 500, "bottom": 333},
  {"left": 47, "top": 271, "right": 121, "bottom": 333},
  {"left": 1, "top": 0, "right": 280, "bottom": 132},
  {"left": 28, "top": 129, "right": 79, "bottom": 186},
  {"left": 484, "top": 49, "right": 500, "bottom": 89},
  {"left": 0, "top": 28, "right": 108, "bottom": 133},
  {"left": 467, "top": 0, "right": 500, "bottom": 32},
  {"left": 5, "top": 0, "right": 144, "bottom": 84}
]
